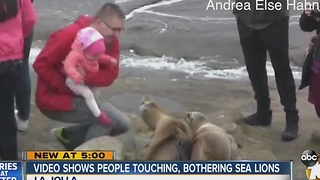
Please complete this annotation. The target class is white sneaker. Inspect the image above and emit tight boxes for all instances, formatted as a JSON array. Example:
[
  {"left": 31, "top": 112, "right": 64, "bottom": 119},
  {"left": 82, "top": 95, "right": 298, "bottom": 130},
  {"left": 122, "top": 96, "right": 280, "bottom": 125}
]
[{"left": 15, "top": 110, "right": 28, "bottom": 132}]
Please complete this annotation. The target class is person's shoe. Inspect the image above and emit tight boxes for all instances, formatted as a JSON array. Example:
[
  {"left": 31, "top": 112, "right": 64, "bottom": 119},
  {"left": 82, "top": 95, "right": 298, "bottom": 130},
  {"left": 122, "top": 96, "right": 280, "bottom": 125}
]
[
  {"left": 15, "top": 110, "right": 29, "bottom": 132},
  {"left": 243, "top": 110, "right": 272, "bottom": 126},
  {"left": 281, "top": 113, "right": 299, "bottom": 141},
  {"left": 51, "top": 128, "right": 74, "bottom": 151}
]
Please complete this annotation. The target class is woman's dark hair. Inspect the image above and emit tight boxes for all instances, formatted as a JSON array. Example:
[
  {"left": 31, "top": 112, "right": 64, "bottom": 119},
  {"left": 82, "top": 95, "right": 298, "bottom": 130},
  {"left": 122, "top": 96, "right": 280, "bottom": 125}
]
[{"left": 0, "top": 0, "right": 19, "bottom": 23}]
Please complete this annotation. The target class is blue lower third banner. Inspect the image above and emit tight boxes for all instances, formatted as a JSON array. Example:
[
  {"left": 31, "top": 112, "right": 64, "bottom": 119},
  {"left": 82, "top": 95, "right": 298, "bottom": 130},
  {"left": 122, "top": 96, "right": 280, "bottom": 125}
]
[
  {"left": 25, "top": 161, "right": 292, "bottom": 180},
  {"left": 0, "top": 161, "right": 23, "bottom": 180}
]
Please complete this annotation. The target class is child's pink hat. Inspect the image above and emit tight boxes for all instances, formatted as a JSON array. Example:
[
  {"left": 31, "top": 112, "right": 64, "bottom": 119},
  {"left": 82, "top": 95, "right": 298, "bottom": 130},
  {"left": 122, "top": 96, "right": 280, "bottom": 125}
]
[{"left": 76, "top": 27, "right": 106, "bottom": 55}]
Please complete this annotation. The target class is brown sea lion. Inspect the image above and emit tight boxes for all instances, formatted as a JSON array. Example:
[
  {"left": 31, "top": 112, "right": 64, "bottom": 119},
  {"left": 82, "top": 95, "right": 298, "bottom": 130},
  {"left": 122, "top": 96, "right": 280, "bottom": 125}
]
[
  {"left": 139, "top": 96, "right": 193, "bottom": 160},
  {"left": 185, "top": 111, "right": 232, "bottom": 160}
]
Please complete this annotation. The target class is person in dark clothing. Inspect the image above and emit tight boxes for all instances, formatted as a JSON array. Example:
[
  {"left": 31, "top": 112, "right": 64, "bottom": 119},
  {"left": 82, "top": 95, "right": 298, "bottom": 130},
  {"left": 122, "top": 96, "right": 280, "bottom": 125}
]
[
  {"left": 14, "top": 0, "right": 34, "bottom": 132},
  {"left": 299, "top": 5, "right": 320, "bottom": 142},
  {"left": 233, "top": 0, "right": 299, "bottom": 141}
]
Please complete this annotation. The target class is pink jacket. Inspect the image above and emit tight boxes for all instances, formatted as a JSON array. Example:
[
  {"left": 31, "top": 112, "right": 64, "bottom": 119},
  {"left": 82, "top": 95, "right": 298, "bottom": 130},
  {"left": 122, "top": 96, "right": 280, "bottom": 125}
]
[
  {"left": 63, "top": 41, "right": 113, "bottom": 83},
  {"left": 0, "top": 0, "right": 36, "bottom": 62}
]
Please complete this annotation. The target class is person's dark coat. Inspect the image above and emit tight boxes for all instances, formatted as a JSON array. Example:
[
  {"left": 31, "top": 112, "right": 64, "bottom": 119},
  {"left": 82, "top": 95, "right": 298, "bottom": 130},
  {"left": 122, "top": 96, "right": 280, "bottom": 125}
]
[
  {"left": 298, "top": 11, "right": 320, "bottom": 105},
  {"left": 299, "top": 12, "right": 320, "bottom": 90}
]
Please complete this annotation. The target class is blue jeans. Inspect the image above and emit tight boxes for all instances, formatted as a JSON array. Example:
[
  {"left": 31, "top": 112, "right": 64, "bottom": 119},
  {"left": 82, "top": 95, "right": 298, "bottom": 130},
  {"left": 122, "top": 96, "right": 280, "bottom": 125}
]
[
  {"left": 15, "top": 30, "right": 33, "bottom": 120},
  {"left": 0, "top": 60, "right": 22, "bottom": 160}
]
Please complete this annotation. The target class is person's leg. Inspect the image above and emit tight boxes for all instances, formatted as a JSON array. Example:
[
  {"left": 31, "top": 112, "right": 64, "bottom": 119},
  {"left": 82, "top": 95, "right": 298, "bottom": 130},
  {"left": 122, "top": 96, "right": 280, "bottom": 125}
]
[
  {"left": 311, "top": 104, "right": 320, "bottom": 143},
  {"left": 236, "top": 18, "right": 272, "bottom": 125},
  {"left": 261, "top": 17, "right": 299, "bottom": 141},
  {"left": 40, "top": 97, "right": 96, "bottom": 150},
  {"left": 315, "top": 104, "right": 320, "bottom": 119},
  {"left": 84, "top": 99, "right": 131, "bottom": 141},
  {"left": 41, "top": 97, "right": 130, "bottom": 150},
  {"left": 0, "top": 60, "right": 22, "bottom": 160},
  {"left": 15, "top": 31, "right": 33, "bottom": 131},
  {"left": 66, "top": 79, "right": 101, "bottom": 117}
]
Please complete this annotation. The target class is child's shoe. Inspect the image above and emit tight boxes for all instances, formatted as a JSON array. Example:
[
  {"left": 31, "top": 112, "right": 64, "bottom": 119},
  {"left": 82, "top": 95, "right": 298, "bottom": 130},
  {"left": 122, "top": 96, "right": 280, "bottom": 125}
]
[{"left": 98, "top": 112, "right": 113, "bottom": 126}]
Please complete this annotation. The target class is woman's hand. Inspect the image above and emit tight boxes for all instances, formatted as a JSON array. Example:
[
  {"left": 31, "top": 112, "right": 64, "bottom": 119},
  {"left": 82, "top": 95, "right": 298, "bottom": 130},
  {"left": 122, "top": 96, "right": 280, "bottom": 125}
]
[{"left": 310, "top": 35, "right": 319, "bottom": 46}]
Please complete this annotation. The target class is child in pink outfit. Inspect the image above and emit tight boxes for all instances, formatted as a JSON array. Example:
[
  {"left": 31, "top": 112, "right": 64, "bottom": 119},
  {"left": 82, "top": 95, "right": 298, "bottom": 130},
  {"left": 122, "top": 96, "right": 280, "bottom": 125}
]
[{"left": 63, "top": 27, "right": 116, "bottom": 126}]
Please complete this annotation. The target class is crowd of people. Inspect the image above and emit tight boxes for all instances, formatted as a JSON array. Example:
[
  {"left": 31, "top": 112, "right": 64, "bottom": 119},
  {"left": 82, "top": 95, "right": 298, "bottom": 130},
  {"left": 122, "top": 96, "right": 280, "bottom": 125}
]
[{"left": 0, "top": 0, "right": 319, "bottom": 160}]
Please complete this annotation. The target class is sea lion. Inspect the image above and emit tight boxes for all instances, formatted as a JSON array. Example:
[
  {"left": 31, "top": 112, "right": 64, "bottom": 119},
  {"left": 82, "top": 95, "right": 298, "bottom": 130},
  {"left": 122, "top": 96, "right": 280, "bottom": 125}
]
[
  {"left": 139, "top": 95, "right": 194, "bottom": 160},
  {"left": 185, "top": 111, "right": 232, "bottom": 160}
]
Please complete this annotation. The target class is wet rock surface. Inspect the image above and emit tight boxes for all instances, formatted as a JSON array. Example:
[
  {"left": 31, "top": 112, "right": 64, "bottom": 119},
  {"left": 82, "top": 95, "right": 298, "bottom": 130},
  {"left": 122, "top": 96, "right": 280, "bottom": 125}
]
[
  {"left": 35, "top": 0, "right": 311, "bottom": 66},
  {"left": 24, "top": 1, "right": 320, "bottom": 179},
  {"left": 21, "top": 74, "right": 320, "bottom": 179}
]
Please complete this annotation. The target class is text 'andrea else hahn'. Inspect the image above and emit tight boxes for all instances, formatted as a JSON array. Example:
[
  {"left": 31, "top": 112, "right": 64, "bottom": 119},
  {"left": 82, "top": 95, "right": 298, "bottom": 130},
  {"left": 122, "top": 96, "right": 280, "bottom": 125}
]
[{"left": 206, "top": 0, "right": 320, "bottom": 11}]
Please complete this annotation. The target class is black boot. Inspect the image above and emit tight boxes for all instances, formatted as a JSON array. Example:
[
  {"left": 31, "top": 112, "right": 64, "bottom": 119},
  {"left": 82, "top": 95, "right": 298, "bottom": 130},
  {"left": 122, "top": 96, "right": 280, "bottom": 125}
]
[
  {"left": 243, "top": 110, "right": 272, "bottom": 126},
  {"left": 281, "top": 113, "right": 299, "bottom": 141}
]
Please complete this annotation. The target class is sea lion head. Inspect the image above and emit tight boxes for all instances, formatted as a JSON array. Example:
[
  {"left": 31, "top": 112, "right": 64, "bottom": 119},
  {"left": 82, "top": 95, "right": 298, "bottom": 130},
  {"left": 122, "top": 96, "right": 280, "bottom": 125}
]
[
  {"left": 139, "top": 95, "right": 157, "bottom": 113},
  {"left": 185, "top": 111, "right": 210, "bottom": 132},
  {"left": 140, "top": 95, "right": 163, "bottom": 129}
]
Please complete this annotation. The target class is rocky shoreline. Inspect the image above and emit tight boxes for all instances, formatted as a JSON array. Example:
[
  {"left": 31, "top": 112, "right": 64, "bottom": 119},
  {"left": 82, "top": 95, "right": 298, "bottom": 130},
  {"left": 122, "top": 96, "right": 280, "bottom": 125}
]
[
  {"left": 22, "top": 71, "right": 320, "bottom": 180},
  {"left": 23, "top": 0, "right": 320, "bottom": 179},
  {"left": 33, "top": 0, "right": 313, "bottom": 66}
]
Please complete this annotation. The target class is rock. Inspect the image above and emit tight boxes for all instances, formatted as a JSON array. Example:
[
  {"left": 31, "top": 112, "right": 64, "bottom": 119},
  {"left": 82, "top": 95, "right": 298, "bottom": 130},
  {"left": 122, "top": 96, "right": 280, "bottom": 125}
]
[
  {"left": 205, "top": 110, "right": 279, "bottom": 160},
  {"left": 227, "top": 134, "right": 242, "bottom": 160},
  {"left": 122, "top": 113, "right": 153, "bottom": 159},
  {"left": 134, "top": 136, "right": 152, "bottom": 159},
  {"left": 75, "top": 136, "right": 124, "bottom": 160},
  {"left": 311, "top": 128, "right": 320, "bottom": 144},
  {"left": 117, "top": 129, "right": 137, "bottom": 160},
  {"left": 127, "top": 113, "right": 153, "bottom": 135},
  {"left": 241, "top": 137, "right": 277, "bottom": 160},
  {"left": 121, "top": 0, "right": 244, "bottom": 61},
  {"left": 207, "top": 110, "right": 245, "bottom": 148}
]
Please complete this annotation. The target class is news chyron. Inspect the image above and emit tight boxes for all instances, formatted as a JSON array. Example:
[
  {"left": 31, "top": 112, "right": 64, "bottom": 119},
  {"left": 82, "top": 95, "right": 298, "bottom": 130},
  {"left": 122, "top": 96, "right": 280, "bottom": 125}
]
[{"left": 0, "top": 150, "right": 293, "bottom": 180}]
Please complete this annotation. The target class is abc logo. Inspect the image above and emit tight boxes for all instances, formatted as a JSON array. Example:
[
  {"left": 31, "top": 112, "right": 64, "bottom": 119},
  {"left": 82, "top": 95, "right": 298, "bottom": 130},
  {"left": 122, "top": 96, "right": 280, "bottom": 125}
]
[{"left": 301, "top": 150, "right": 318, "bottom": 167}]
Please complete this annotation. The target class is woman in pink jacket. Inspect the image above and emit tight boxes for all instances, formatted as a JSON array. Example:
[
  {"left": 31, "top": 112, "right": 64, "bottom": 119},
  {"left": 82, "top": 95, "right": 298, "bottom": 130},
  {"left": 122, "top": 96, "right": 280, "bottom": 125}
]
[{"left": 0, "top": 0, "right": 36, "bottom": 160}]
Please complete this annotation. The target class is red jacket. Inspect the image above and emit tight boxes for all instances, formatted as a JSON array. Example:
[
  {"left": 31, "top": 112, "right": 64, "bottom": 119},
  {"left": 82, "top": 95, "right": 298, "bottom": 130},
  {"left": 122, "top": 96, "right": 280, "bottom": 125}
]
[{"left": 33, "top": 15, "right": 120, "bottom": 111}]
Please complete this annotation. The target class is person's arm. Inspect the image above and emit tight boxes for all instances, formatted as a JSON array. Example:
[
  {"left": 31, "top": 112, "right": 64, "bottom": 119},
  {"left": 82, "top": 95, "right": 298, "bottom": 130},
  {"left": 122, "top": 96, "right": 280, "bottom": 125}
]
[
  {"left": 98, "top": 54, "right": 117, "bottom": 65},
  {"left": 33, "top": 27, "right": 78, "bottom": 93},
  {"left": 21, "top": 0, "right": 36, "bottom": 37},
  {"left": 83, "top": 38, "right": 120, "bottom": 87},
  {"left": 300, "top": 11, "right": 318, "bottom": 32},
  {"left": 63, "top": 51, "right": 84, "bottom": 83},
  {"left": 83, "top": 60, "right": 119, "bottom": 87}
]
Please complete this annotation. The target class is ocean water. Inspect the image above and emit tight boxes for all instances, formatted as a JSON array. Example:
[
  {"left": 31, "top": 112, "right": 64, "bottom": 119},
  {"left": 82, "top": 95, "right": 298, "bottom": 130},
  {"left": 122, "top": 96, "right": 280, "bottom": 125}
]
[
  {"left": 30, "top": 0, "right": 303, "bottom": 81},
  {"left": 29, "top": 47, "right": 302, "bottom": 80}
]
